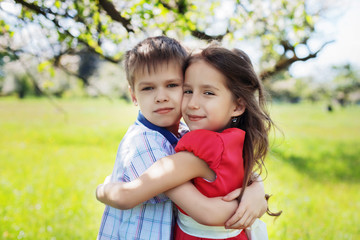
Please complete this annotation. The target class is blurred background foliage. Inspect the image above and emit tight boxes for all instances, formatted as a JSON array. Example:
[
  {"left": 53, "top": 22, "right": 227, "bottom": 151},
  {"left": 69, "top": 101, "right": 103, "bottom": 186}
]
[{"left": 0, "top": 0, "right": 359, "bottom": 106}]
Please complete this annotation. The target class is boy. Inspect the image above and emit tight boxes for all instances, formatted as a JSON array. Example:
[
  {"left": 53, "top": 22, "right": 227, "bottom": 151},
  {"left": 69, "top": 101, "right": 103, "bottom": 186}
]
[{"left": 97, "top": 36, "right": 266, "bottom": 240}]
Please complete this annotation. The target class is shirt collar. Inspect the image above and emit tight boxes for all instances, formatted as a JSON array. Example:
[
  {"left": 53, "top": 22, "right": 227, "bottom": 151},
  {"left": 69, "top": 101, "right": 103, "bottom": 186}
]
[{"left": 136, "top": 111, "right": 179, "bottom": 146}]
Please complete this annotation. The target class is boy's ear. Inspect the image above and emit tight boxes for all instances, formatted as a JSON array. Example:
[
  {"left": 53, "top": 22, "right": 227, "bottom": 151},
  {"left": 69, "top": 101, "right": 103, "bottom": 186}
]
[
  {"left": 128, "top": 86, "right": 138, "bottom": 106},
  {"left": 232, "top": 98, "right": 246, "bottom": 117}
]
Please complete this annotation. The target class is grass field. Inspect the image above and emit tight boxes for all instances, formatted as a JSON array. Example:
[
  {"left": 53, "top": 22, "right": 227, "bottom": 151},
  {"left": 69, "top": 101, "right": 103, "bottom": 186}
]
[{"left": 0, "top": 98, "right": 359, "bottom": 239}]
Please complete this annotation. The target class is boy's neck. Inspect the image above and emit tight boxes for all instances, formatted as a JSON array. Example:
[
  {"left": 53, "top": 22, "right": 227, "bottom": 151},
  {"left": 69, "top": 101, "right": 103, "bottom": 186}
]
[
  {"left": 165, "top": 123, "right": 180, "bottom": 137},
  {"left": 137, "top": 112, "right": 180, "bottom": 145}
]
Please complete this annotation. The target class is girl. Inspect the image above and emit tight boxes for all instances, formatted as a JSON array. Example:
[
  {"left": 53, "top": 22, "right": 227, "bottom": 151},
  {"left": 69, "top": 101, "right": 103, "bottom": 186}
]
[{"left": 97, "top": 44, "right": 277, "bottom": 239}]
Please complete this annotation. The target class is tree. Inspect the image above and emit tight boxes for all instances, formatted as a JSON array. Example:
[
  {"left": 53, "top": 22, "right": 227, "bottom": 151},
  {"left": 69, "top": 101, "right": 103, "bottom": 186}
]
[
  {"left": 0, "top": 0, "right": 337, "bottom": 94},
  {"left": 332, "top": 63, "right": 360, "bottom": 106}
]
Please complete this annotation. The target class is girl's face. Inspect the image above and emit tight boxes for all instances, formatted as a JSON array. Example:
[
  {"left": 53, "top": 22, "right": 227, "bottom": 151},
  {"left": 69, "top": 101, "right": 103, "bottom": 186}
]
[{"left": 182, "top": 60, "right": 245, "bottom": 132}]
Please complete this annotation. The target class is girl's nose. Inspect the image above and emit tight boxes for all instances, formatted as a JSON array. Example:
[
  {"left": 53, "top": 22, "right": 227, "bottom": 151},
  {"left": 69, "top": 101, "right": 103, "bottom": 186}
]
[{"left": 187, "top": 95, "right": 199, "bottom": 109}]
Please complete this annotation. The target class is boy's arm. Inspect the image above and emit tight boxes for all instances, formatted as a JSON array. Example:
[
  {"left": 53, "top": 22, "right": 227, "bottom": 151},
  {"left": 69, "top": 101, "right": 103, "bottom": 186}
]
[
  {"left": 165, "top": 182, "right": 238, "bottom": 226},
  {"left": 222, "top": 175, "right": 267, "bottom": 229},
  {"left": 96, "top": 151, "right": 215, "bottom": 209},
  {"left": 164, "top": 176, "right": 267, "bottom": 228}
]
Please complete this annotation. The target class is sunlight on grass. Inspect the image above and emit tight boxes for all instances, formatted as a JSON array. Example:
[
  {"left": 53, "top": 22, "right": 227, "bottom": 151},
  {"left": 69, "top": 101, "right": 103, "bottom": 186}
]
[
  {"left": 0, "top": 98, "right": 137, "bottom": 239},
  {"left": 0, "top": 98, "right": 359, "bottom": 239},
  {"left": 264, "top": 103, "right": 360, "bottom": 239}
]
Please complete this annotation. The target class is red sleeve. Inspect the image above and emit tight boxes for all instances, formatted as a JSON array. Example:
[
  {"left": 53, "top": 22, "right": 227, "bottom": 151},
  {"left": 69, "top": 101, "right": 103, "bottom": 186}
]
[{"left": 175, "top": 129, "right": 223, "bottom": 170}]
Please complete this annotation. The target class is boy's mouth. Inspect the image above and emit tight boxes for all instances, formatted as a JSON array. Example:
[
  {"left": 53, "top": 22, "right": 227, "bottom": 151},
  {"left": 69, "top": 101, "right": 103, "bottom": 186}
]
[{"left": 154, "top": 108, "right": 173, "bottom": 114}]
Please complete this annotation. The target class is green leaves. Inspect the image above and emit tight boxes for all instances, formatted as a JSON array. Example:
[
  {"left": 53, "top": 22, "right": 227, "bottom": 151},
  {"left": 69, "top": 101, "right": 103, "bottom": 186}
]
[
  {"left": 2, "top": 0, "right": 334, "bottom": 87},
  {"left": 38, "top": 61, "right": 55, "bottom": 77}
]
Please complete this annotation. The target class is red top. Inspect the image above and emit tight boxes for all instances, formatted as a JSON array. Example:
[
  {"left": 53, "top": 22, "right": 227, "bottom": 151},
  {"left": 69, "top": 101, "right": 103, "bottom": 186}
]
[{"left": 175, "top": 128, "right": 245, "bottom": 213}]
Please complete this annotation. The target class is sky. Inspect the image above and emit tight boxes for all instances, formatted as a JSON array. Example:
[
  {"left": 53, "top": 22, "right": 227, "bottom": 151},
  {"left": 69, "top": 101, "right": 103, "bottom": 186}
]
[{"left": 290, "top": 0, "right": 360, "bottom": 79}]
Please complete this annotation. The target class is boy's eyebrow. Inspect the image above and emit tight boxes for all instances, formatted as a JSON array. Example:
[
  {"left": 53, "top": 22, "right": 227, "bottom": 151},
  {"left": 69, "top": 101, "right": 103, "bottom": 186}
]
[
  {"left": 165, "top": 78, "right": 183, "bottom": 82},
  {"left": 137, "top": 81, "right": 153, "bottom": 86},
  {"left": 137, "top": 78, "right": 182, "bottom": 86}
]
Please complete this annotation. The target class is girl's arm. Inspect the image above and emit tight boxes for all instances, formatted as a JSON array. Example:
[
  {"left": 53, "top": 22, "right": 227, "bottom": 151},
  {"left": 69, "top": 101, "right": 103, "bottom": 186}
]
[
  {"left": 96, "top": 152, "right": 267, "bottom": 228},
  {"left": 165, "top": 181, "right": 238, "bottom": 226},
  {"left": 223, "top": 175, "right": 267, "bottom": 229},
  {"left": 96, "top": 151, "right": 215, "bottom": 209}
]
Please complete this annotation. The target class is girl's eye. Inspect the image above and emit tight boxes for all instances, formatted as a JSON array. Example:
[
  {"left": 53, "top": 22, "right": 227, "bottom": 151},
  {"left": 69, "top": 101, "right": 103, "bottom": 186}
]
[
  {"left": 168, "top": 84, "right": 179, "bottom": 88},
  {"left": 184, "top": 89, "right": 193, "bottom": 94},
  {"left": 204, "top": 91, "right": 215, "bottom": 95}
]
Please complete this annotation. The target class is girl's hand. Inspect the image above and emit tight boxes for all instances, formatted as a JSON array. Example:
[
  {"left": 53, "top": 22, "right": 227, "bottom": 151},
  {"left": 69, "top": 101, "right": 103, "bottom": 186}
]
[
  {"left": 96, "top": 175, "right": 112, "bottom": 203},
  {"left": 222, "top": 181, "right": 267, "bottom": 229},
  {"left": 96, "top": 184, "right": 105, "bottom": 202},
  {"left": 103, "top": 175, "right": 112, "bottom": 184}
]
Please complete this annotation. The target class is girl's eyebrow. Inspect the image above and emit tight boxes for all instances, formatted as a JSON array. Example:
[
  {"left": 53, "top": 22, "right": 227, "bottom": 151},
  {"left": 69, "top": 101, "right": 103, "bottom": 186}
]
[
  {"left": 200, "top": 84, "right": 220, "bottom": 91},
  {"left": 183, "top": 83, "right": 220, "bottom": 91}
]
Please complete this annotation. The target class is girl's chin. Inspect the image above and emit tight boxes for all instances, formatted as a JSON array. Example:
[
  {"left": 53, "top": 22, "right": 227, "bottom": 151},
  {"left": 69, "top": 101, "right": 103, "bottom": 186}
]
[{"left": 188, "top": 126, "right": 208, "bottom": 131}]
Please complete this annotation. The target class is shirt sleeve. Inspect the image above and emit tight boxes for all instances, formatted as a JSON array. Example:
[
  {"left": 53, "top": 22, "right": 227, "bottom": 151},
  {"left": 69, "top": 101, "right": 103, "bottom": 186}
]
[
  {"left": 175, "top": 129, "right": 224, "bottom": 170},
  {"left": 117, "top": 130, "right": 174, "bottom": 204}
]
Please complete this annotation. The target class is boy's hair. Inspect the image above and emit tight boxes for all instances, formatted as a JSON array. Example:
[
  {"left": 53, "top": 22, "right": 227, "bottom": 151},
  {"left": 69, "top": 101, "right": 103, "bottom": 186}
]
[
  {"left": 124, "top": 36, "right": 188, "bottom": 89},
  {"left": 185, "top": 43, "right": 281, "bottom": 217}
]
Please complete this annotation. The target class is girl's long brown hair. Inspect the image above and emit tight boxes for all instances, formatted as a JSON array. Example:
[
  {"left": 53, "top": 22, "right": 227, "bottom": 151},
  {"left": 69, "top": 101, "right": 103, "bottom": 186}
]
[{"left": 184, "top": 44, "right": 281, "bottom": 217}]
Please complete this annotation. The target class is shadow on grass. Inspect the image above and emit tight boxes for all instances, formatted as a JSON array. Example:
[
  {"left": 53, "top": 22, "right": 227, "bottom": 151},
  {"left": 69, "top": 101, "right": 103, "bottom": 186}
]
[{"left": 272, "top": 142, "right": 360, "bottom": 182}]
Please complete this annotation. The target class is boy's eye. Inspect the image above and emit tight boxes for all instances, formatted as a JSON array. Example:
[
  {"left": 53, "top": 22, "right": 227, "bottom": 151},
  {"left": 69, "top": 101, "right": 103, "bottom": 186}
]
[
  {"left": 168, "top": 84, "right": 179, "bottom": 88},
  {"left": 184, "top": 89, "right": 193, "bottom": 94},
  {"left": 142, "top": 87, "right": 153, "bottom": 91}
]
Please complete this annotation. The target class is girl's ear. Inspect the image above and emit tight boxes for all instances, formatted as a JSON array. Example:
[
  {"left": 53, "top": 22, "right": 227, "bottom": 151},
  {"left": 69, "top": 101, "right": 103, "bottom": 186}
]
[
  {"left": 232, "top": 98, "right": 246, "bottom": 117},
  {"left": 128, "top": 86, "right": 138, "bottom": 106}
]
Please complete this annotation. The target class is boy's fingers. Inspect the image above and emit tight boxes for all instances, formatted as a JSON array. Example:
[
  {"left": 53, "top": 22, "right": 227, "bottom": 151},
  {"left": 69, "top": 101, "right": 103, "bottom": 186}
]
[{"left": 222, "top": 188, "right": 242, "bottom": 201}]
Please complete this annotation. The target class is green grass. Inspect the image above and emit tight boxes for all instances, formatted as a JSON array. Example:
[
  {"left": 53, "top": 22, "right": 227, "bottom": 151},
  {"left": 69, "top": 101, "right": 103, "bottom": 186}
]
[
  {"left": 263, "top": 103, "right": 360, "bottom": 239},
  {"left": 0, "top": 98, "right": 359, "bottom": 239}
]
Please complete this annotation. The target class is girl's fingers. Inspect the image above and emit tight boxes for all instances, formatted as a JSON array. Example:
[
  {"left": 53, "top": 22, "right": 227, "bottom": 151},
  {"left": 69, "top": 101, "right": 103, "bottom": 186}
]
[
  {"left": 240, "top": 212, "right": 255, "bottom": 229},
  {"left": 222, "top": 187, "right": 242, "bottom": 201},
  {"left": 225, "top": 207, "right": 246, "bottom": 228},
  {"left": 226, "top": 210, "right": 257, "bottom": 229},
  {"left": 104, "top": 175, "right": 112, "bottom": 184},
  {"left": 246, "top": 217, "right": 256, "bottom": 229}
]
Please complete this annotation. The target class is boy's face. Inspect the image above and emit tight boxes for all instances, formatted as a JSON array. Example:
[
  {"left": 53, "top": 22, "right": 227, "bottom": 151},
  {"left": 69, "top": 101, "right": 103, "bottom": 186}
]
[{"left": 130, "top": 62, "right": 183, "bottom": 134}]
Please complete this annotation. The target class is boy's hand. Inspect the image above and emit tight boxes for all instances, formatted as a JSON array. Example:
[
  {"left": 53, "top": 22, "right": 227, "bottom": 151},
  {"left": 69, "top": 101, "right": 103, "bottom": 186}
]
[{"left": 222, "top": 184, "right": 267, "bottom": 229}]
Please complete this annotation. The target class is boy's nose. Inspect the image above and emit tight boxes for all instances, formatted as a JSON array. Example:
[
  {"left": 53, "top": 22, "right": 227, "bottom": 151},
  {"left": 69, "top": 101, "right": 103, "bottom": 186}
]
[{"left": 155, "top": 89, "right": 169, "bottom": 103}]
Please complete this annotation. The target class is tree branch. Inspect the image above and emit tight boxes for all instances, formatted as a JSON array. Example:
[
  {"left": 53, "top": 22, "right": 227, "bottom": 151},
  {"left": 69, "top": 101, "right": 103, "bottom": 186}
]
[
  {"left": 260, "top": 40, "right": 335, "bottom": 81},
  {"left": 14, "top": 0, "right": 122, "bottom": 63},
  {"left": 190, "top": 30, "right": 227, "bottom": 41},
  {"left": 98, "top": 0, "right": 134, "bottom": 32},
  {"left": 158, "top": 0, "right": 226, "bottom": 41}
]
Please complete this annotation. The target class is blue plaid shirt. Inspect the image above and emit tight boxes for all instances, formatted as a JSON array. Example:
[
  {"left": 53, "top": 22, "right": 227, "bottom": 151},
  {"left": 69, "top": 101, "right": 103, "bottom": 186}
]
[{"left": 97, "top": 112, "right": 187, "bottom": 240}]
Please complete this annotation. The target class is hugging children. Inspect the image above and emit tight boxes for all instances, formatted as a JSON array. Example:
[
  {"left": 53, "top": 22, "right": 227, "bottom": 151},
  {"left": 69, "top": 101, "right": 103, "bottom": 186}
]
[{"left": 96, "top": 36, "right": 276, "bottom": 240}]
